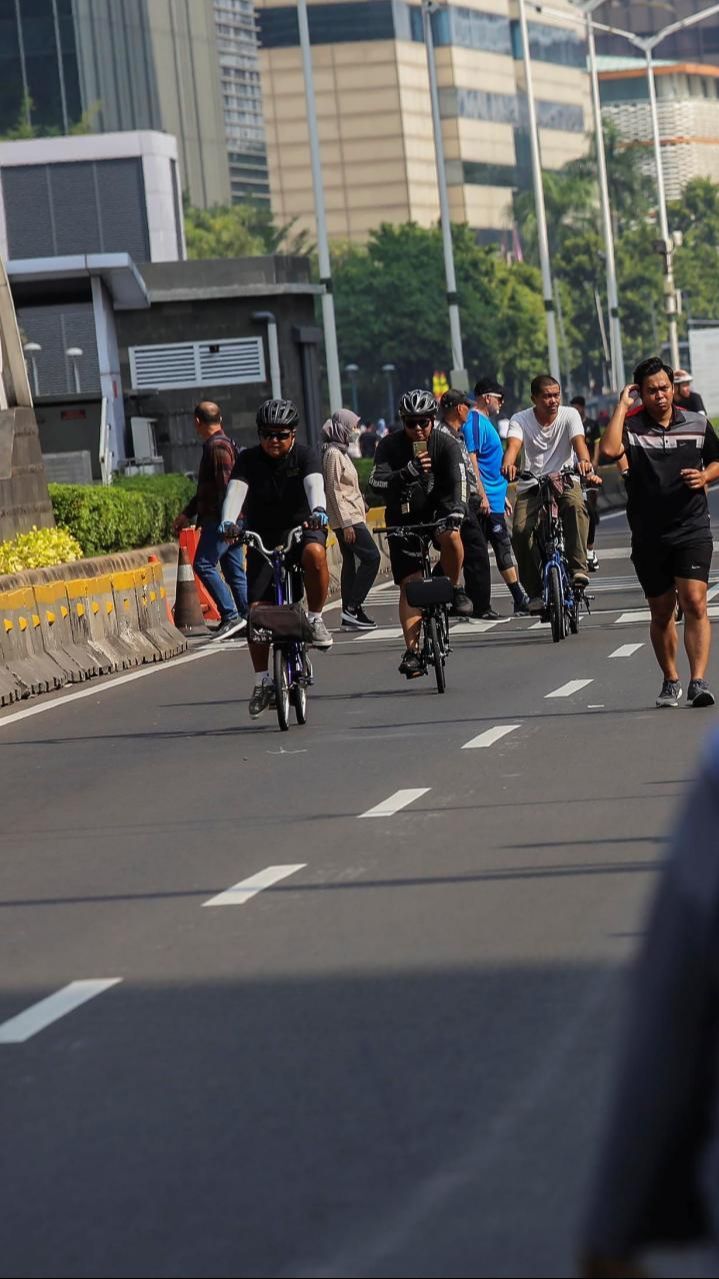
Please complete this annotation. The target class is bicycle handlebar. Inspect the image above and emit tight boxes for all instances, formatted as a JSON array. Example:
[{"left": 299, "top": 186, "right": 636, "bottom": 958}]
[
  {"left": 378, "top": 519, "right": 460, "bottom": 537},
  {"left": 241, "top": 526, "right": 304, "bottom": 561},
  {"left": 516, "top": 466, "right": 579, "bottom": 482}
]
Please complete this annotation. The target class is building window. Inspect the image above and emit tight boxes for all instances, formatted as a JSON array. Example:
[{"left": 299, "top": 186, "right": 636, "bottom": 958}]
[
  {"left": 511, "top": 18, "right": 585, "bottom": 68},
  {"left": 442, "top": 86, "right": 583, "bottom": 132},
  {"left": 462, "top": 161, "right": 520, "bottom": 187}
]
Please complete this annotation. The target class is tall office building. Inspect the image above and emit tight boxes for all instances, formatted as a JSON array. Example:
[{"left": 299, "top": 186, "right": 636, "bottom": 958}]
[
  {"left": 256, "top": 0, "right": 591, "bottom": 242},
  {"left": 0, "top": 0, "right": 230, "bottom": 208},
  {"left": 214, "top": 0, "right": 270, "bottom": 204},
  {"left": 595, "top": 1, "right": 719, "bottom": 66}
]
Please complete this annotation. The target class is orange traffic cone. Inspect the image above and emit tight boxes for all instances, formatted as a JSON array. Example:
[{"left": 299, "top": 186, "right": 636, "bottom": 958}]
[
  {"left": 178, "top": 528, "right": 221, "bottom": 622},
  {"left": 172, "top": 545, "right": 209, "bottom": 635}
]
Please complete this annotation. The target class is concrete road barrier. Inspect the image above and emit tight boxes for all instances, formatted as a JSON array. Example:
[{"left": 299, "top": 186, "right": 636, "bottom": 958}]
[{"left": 0, "top": 553, "right": 187, "bottom": 706}]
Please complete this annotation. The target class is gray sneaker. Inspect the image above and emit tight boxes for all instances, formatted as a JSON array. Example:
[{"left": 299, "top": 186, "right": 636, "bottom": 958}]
[
  {"left": 656, "top": 678, "right": 683, "bottom": 708},
  {"left": 309, "top": 615, "right": 333, "bottom": 649},
  {"left": 249, "top": 679, "right": 275, "bottom": 718},
  {"left": 687, "top": 678, "right": 716, "bottom": 708}
]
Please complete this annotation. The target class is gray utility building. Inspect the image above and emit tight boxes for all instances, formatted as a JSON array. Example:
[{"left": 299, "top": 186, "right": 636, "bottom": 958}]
[{"left": 115, "top": 257, "right": 324, "bottom": 472}]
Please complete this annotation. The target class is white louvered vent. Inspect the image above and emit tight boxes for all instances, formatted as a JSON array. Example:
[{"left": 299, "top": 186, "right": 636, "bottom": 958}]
[{"left": 129, "top": 337, "right": 265, "bottom": 390}]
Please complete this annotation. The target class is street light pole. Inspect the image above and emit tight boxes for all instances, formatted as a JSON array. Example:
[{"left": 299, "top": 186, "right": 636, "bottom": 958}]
[
  {"left": 421, "top": 0, "right": 467, "bottom": 389},
  {"left": 517, "top": 0, "right": 561, "bottom": 382},
  {"left": 344, "top": 363, "right": 359, "bottom": 415},
  {"left": 644, "top": 44, "right": 680, "bottom": 370},
  {"left": 585, "top": 9, "right": 624, "bottom": 389},
  {"left": 297, "top": 0, "right": 343, "bottom": 413},
  {"left": 381, "top": 363, "right": 395, "bottom": 423}
]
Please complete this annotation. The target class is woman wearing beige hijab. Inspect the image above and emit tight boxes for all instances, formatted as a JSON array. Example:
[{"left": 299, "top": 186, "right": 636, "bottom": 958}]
[{"left": 321, "top": 408, "right": 380, "bottom": 629}]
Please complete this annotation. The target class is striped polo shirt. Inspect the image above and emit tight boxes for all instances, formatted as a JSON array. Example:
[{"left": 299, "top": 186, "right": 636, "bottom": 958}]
[{"left": 623, "top": 407, "right": 719, "bottom": 547}]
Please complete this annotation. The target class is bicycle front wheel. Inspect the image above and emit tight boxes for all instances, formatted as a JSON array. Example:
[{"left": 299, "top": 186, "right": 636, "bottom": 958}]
[
  {"left": 273, "top": 644, "right": 291, "bottom": 731},
  {"left": 548, "top": 565, "right": 565, "bottom": 643},
  {"left": 428, "top": 615, "right": 446, "bottom": 693}
]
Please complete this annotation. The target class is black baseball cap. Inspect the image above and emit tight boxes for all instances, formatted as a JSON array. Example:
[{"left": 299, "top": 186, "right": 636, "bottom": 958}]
[
  {"left": 474, "top": 377, "right": 504, "bottom": 398},
  {"left": 440, "top": 388, "right": 473, "bottom": 413}
]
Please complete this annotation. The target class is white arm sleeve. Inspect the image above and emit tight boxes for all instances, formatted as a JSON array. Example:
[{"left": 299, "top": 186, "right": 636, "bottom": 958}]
[
  {"left": 221, "top": 478, "right": 249, "bottom": 524},
  {"left": 303, "top": 471, "right": 326, "bottom": 510}
]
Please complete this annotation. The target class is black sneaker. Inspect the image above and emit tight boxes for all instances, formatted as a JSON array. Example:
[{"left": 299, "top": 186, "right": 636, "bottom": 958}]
[
  {"left": 213, "top": 615, "right": 247, "bottom": 641},
  {"left": 341, "top": 605, "right": 377, "bottom": 630},
  {"left": 513, "top": 597, "right": 531, "bottom": 617},
  {"left": 687, "top": 679, "right": 716, "bottom": 708},
  {"left": 451, "top": 587, "right": 473, "bottom": 618},
  {"left": 656, "top": 679, "right": 682, "bottom": 708},
  {"left": 399, "top": 649, "right": 423, "bottom": 679},
  {"left": 480, "top": 607, "right": 502, "bottom": 621},
  {"left": 249, "top": 680, "right": 275, "bottom": 718}
]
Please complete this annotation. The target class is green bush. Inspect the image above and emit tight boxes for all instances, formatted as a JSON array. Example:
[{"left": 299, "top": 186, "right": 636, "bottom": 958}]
[
  {"left": 49, "top": 482, "right": 188, "bottom": 557},
  {"left": 352, "top": 457, "right": 374, "bottom": 501},
  {"left": 113, "top": 472, "right": 195, "bottom": 506}
]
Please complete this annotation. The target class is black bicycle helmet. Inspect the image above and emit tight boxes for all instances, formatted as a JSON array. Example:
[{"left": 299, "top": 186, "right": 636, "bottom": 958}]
[
  {"left": 256, "top": 398, "right": 300, "bottom": 430},
  {"left": 398, "top": 388, "right": 437, "bottom": 420}
]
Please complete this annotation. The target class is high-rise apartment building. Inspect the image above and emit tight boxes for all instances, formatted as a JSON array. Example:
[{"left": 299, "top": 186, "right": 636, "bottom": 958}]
[
  {"left": 0, "top": 0, "right": 231, "bottom": 209},
  {"left": 214, "top": 0, "right": 271, "bottom": 204},
  {"left": 600, "top": 59, "right": 719, "bottom": 200},
  {"left": 256, "top": 0, "right": 591, "bottom": 242}
]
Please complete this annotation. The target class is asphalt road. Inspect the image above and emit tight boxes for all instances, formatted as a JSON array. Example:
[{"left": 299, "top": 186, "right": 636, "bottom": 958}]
[{"left": 2, "top": 496, "right": 718, "bottom": 1279}]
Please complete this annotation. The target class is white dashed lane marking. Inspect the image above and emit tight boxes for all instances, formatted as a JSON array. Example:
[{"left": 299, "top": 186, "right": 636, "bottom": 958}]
[
  {"left": 0, "top": 979, "right": 122, "bottom": 1044},
  {"left": 545, "top": 679, "right": 594, "bottom": 698},
  {"left": 609, "top": 643, "right": 644, "bottom": 658},
  {"left": 358, "top": 788, "right": 430, "bottom": 818},
  {"left": 462, "top": 724, "right": 521, "bottom": 750},
  {"left": 203, "top": 864, "right": 306, "bottom": 907}
]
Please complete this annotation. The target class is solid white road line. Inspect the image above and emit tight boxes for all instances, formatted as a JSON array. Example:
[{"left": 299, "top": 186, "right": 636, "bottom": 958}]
[
  {"left": 203, "top": 864, "right": 306, "bottom": 907},
  {"left": 0, "top": 646, "right": 230, "bottom": 731},
  {"left": 545, "top": 679, "right": 593, "bottom": 698},
  {"left": 708, "top": 582, "right": 719, "bottom": 601},
  {"left": 616, "top": 606, "right": 719, "bottom": 624},
  {"left": 530, "top": 620, "right": 550, "bottom": 629},
  {"left": 462, "top": 724, "right": 521, "bottom": 750},
  {"left": 358, "top": 788, "right": 430, "bottom": 818},
  {"left": 359, "top": 626, "right": 404, "bottom": 641},
  {"left": 0, "top": 979, "right": 122, "bottom": 1044},
  {"left": 609, "top": 643, "right": 644, "bottom": 658}
]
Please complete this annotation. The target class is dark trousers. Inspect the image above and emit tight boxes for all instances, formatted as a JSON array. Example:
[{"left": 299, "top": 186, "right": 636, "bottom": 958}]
[
  {"left": 587, "top": 489, "right": 599, "bottom": 545},
  {"left": 462, "top": 502, "right": 492, "bottom": 614},
  {"left": 338, "top": 522, "right": 381, "bottom": 609},
  {"left": 194, "top": 520, "right": 248, "bottom": 622}
]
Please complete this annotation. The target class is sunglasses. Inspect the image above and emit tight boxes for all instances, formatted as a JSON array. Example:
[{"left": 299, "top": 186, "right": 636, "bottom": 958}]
[
  {"left": 260, "top": 429, "right": 293, "bottom": 440},
  {"left": 405, "top": 417, "right": 433, "bottom": 429}
]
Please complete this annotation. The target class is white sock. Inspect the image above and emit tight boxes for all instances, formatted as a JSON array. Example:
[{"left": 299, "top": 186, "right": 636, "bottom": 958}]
[
  {"left": 307, "top": 611, "right": 322, "bottom": 623},
  {"left": 254, "top": 669, "right": 269, "bottom": 684}
]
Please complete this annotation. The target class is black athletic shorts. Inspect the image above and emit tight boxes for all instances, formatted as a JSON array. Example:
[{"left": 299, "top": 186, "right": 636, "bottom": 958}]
[
  {"left": 480, "top": 509, "right": 514, "bottom": 573},
  {"left": 247, "top": 527, "right": 327, "bottom": 604},
  {"left": 388, "top": 533, "right": 426, "bottom": 587},
  {"left": 631, "top": 538, "right": 713, "bottom": 599}
]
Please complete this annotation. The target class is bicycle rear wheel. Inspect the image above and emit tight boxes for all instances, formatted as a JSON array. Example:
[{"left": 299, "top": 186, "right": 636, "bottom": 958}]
[
  {"left": 273, "top": 644, "right": 291, "bottom": 731},
  {"left": 291, "top": 645, "right": 308, "bottom": 724},
  {"left": 548, "top": 565, "right": 565, "bottom": 643},
  {"left": 428, "top": 615, "right": 446, "bottom": 693}
]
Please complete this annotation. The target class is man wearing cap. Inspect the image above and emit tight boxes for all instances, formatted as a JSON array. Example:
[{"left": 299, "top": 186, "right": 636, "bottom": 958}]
[
  {"left": 674, "top": 370, "right": 707, "bottom": 417},
  {"left": 464, "top": 378, "right": 531, "bottom": 615}
]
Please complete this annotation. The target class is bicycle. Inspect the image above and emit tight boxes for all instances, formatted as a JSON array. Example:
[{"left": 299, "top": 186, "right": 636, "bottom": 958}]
[
  {"left": 240, "top": 525, "right": 314, "bottom": 732},
  {"left": 518, "top": 468, "right": 594, "bottom": 643},
  {"left": 380, "top": 521, "right": 454, "bottom": 693}
]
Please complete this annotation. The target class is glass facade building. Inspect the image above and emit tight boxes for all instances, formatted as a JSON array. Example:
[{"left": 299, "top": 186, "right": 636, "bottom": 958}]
[{"left": 214, "top": 0, "right": 270, "bottom": 205}]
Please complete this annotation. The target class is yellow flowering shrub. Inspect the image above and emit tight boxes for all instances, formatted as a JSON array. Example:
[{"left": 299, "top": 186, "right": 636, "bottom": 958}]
[{"left": 0, "top": 525, "right": 83, "bottom": 575}]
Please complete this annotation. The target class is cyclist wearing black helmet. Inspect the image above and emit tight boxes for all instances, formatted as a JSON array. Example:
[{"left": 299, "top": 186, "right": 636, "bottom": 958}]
[
  {"left": 370, "top": 387, "right": 471, "bottom": 678},
  {"left": 221, "top": 398, "right": 333, "bottom": 718}
]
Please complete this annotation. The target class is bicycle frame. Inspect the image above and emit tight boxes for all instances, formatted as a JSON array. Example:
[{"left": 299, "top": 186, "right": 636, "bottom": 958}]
[
  {"left": 521, "top": 472, "right": 592, "bottom": 639},
  {"left": 382, "top": 521, "right": 454, "bottom": 690},
  {"left": 244, "top": 528, "right": 313, "bottom": 727}
]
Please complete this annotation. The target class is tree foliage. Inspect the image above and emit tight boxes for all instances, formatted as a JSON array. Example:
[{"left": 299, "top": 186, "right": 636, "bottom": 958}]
[{"left": 183, "top": 199, "right": 312, "bottom": 260}]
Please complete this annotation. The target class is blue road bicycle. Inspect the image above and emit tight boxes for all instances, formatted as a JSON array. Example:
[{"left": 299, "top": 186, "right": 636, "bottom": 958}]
[
  {"left": 519, "top": 468, "right": 593, "bottom": 643},
  {"left": 241, "top": 525, "right": 314, "bottom": 731}
]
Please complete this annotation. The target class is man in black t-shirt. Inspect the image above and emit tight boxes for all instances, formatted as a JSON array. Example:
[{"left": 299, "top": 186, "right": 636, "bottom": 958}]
[
  {"left": 674, "top": 369, "right": 707, "bottom": 416},
  {"left": 220, "top": 398, "right": 333, "bottom": 719},
  {"left": 602, "top": 356, "right": 719, "bottom": 708}
]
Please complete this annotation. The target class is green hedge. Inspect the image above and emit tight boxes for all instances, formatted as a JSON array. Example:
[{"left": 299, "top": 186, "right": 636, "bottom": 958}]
[{"left": 49, "top": 476, "right": 193, "bottom": 557}]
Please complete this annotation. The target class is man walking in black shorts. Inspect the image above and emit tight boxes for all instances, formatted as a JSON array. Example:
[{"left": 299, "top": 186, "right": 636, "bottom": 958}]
[{"left": 602, "top": 355, "right": 719, "bottom": 707}]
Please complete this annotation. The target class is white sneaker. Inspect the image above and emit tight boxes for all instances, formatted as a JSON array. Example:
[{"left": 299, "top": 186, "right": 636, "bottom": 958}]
[
  {"left": 587, "top": 551, "right": 599, "bottom": 572},
  {"left": 309, "top": 615, "right": 333, "bottom": 649}
]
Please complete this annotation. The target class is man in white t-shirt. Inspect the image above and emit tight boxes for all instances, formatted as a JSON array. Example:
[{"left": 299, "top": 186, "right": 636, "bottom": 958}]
[{"left": 501, "top": 374, "right": 599, "bottom": 613}]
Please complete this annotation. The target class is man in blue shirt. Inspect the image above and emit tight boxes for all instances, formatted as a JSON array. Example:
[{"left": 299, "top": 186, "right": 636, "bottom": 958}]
[{"left": 464, "top": 379, "right": 530, "bottom": 615}]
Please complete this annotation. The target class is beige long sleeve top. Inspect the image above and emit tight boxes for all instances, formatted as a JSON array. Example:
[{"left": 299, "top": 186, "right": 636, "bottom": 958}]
[{"left": 322, "top": 446, "right": 366, "bottom": 529}]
